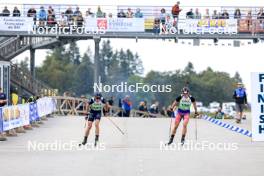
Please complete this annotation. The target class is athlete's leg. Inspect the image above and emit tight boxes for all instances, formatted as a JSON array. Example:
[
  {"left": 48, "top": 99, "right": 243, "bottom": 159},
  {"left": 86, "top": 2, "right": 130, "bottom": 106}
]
[
  {"left": 181, "top": 114, "right": 190, "bottom": 145},
  {"left": 84, "top": 121, "right": 93, "bottom": 137},
  {"left": 94, "top": 117, "right": 101, "bottom": 146},
  {"left": 167, "top": 113, "right": 182, "bottom": 145},
  {"left": 81, "top": 120, "right": 93, "bottom": 145},
  {"left": 95, "top": 119, "right": 100, "bottom": 136}
]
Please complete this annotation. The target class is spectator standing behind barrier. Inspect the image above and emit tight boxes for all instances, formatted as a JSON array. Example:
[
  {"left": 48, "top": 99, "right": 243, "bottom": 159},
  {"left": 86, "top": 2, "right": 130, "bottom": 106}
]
[
  {"left": 0, "top": 87, "right": 7, "bottom": 141},
  {"left": 257, "top": 8, "right": 264, "bottom": 29},
  {"left": 171, "top": 1, "right": 182, "bottom": 21},
  {"left": 126, "top": 8, "right": 134, "bottom": 18},
  {"left": 118, "top": 9, "right": 126, "bottom": 18},
  {"left": 65, "top": 6, "right": 73, "bottom": 25},
  {"left": 194, "top": 8, "right": 201, "bottom": 19},
  {"left": 135, "top": 8, "right": 143, "bottom": 18},
  {"left": 233, "top": 82, "right": 247, "bottom": 124},
  {"left": 234, "top": 8, "right": 241, "bottom": 19},
  {"left": 27, "top": 7, "right": 37, "bottom": 23},
  {"left": 58, "top": 12, "right": 68, "bottom": 27},
  {"left": 1, "top": 6, "right": 10, "bottom": 16},
  {"left": 122, "top": 95, "right": 132, "bottom": 117},
  {"left": 203, "top": 9, "right": 210, "bottom": 19},
  {"left": 96, "top": 6, "right": 105, "bottom": 18},
  {"left": 212, "top": 10, "right": 218, "bottom": 19},
  {"left": 160, "top": 8, "right": 167, "bottom": 32},
  {"left": 38, "top": 6, "right": 47, "bottom": 26},
  {"left": 85, "top": 8, "right": 94, "bottom": 18},
  {"left": 222, "top": 10, "right": 229, "bottom": 19},
  {"left": 186, "top": 9, "right": 194, "bottom": 19},
  {"left": 12, "top": 7, "right": 20, "bottom": 17}
]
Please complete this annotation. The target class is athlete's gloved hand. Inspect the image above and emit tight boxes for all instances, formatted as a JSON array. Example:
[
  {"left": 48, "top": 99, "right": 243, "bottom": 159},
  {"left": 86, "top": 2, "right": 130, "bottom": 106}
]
[{"left": 194, "top": 111, "right": 199, "bottom": 117}]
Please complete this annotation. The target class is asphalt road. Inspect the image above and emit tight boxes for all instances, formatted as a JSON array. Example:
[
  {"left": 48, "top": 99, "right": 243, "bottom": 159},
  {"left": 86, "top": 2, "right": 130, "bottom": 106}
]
[{"left": 0, "top": 114, "right": 263, "bottom": 176}]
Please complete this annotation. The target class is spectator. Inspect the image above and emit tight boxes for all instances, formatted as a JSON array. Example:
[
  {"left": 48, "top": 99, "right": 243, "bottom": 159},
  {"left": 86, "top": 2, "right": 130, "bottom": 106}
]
[
  {"left": 126, "top": 8, "right": 134, "bottom": 18},
  {"left": 108, "top": 13, "right": 113, "bottom": 18},
  {"left": 160, "top": 8, "right": 167, "bottom": 27},
  {"left": 234, "top": 8, "right": 241, "bottom": 19},
  {"left": 27, "top": 7, "right": 37, "bottom": 23},
  {"left": 117, "top": 9, "right": 126, "bottom": 18},
  {"left": 65, "top": 6, "right": 73, "bottom": 22},
  {"left": 12, "top": 6, "right": 20, "bottom": 17},
  {"left": 122, "top": 95, "right": 132, "bottom": 117},
  {"left": 246, "top": 10, "right": 252, "bottom": 30},
  {"left": 186, "top": 9, "right": 194, "bottom": 19},
  {"left": 171, "top": 1, "right": 182, "bottom": 21},
  {"left": 2, "top": 6, "right": 10, "bottom": 16},
  {"left": 38, "top": 6, "right": 47, "bottom": 26},
  {"left": 108, "top": 96, "right": 114, "bottom": 106},
  {"left": 194, "top": 8, "right": 201, "bottom": 19},
  {"left": 160, "top": 106, "right": 167, "bottom": 116},
  {"left": 135, "top": 8, "right": 143, "bottom": 18},
  {"left": 48, "top": 6, "right": 55, "bottom": 18},
  {"left": 165, "top": 14, "right": 173, "bottom": 31},
  {"left": 58, "top": 12, "right": 68, "bottom": 27},
  {"left": 257, "top": 8, "right": 264, "bottom": 29},
  {"left": 96, "top": 6, "right": 105, "bottom": 18},
  {"left": 47, "top": 14, "right": 56, "bottom": 27},
  {"left": 85, "top": 8, "right": 94, "bottom": 18},
  {"left": 153, "top": 17, "right": 160, "bottom": 34},
  {"left": 138, "top": 101, "right": 148, "bottom": 117},
  {"left": 76, "top": 13, "right": 84, "bottom": 27},
  {"left": 0, "top": 87, "right": 7, "bottom": 141},
  {"left": 222, "top": 9, "right": 229, "bottom": 19},
  {"left": 74, "top": 6, "right": 81, "bottom": 17},
  {"left": 212, "top": 10, "right": 218, "bottom": 19},
  {"left": 150, "top": 101, "right": 159, "bottom": 114},
  {"left": 203, "top": 9, "right": 210, "bottom": 19}
]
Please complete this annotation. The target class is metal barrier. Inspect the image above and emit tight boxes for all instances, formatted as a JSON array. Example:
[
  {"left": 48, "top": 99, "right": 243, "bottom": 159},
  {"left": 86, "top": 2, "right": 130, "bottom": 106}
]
[{"left": 52, "top": 96, "right": 167, "bottom": 118}]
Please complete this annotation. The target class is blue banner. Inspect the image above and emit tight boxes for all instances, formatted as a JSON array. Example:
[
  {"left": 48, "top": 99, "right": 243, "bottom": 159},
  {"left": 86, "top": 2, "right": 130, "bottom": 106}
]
[
  {"left": 0, "top": 108, "right": 3, "bottom": 133},
  {"left": 29, "top": 103, "right": 39, "bottom": 122}
]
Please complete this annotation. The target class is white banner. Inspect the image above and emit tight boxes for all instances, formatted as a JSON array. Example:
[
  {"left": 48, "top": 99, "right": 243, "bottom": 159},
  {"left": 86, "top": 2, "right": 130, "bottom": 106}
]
[
  {"left": 17, "top": 104, "right": 30, "bottom": 126},
  {"left": 0, "top": 17, "right": 34, "bottom": 31},
  {"left": 182, "top": 19, "right": 237, "bottom": 34},
  {"left": 251, "top": 72, "right": 264, "bottom": 141},
  {"left": 37, "top": 97, "right": 56, "bottom": 117},
  {"left": 85, "top": 18, "right": 145, "bottom": 32}
]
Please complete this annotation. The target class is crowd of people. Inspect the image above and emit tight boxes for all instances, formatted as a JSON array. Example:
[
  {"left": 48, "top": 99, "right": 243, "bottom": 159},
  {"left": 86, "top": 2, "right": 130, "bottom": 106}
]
[{"left": 1, "top": 3, "right": 264, "bottom": 31}]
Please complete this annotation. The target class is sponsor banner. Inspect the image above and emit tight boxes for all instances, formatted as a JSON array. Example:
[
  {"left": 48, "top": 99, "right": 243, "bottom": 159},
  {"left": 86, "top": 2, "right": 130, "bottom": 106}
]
[
  {"left": 17, "top": 104, "right": 30, "bottom": 126},
  {"left": 2, "top": 105, "right": 23, "bottom": 131},
  {"left": 0, "top": 17, "right": 34, "bottom": 31},
  {"left": 238, "top": 19, "right": 264, "bottom": 33},
  {"left": 182, "top": 19, "right": 238, "bottom": 34},
  {"left": 85, "top": 18, "right": 145, "bottom": 32},
  {"left": 251, "top": 73, "right": 264, "bottom": 141},
  {"left": 37, "top": 97, "right": 56, "bottom": 117},
  {"left": 29, "top": 103, "right": 39, "bottom": 122},
  {"left": 0, "top": 108, "right": 3, "bottom": 132}
]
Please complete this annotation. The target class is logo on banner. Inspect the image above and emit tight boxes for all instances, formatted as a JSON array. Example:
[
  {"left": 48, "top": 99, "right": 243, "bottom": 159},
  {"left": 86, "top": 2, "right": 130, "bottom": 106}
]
[{"left": 97, "top": 19, "right": 107, "bottom": 30}]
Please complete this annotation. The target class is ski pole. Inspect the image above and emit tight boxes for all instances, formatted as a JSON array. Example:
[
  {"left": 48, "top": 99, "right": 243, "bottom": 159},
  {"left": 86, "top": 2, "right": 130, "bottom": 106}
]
[{"left": 106, "top": 116, "right": 125, "bottom": 135}]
